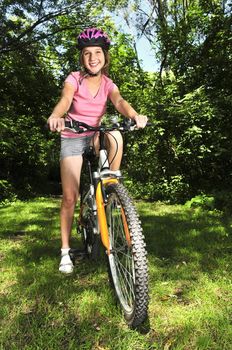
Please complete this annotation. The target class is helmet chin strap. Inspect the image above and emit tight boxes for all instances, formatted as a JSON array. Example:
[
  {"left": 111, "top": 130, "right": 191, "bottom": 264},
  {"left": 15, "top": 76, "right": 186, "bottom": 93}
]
[
  {"left": 84, "top": 68, "right": 101, "bottom": 77},
  {"left": 79, "top": 68, "right": 102, "bottom": 85}
]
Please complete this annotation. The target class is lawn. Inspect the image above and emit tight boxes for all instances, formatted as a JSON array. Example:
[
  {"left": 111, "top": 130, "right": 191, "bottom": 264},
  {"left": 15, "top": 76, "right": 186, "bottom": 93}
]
[{"left": 0, "top": 197, "right": 231, "bottom": 349}]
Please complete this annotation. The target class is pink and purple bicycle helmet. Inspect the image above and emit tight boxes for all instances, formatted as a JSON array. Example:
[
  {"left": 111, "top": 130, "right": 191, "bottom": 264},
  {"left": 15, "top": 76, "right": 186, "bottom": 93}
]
[{"left": 77, "top": 28, "right": 111, "bottom": 50}]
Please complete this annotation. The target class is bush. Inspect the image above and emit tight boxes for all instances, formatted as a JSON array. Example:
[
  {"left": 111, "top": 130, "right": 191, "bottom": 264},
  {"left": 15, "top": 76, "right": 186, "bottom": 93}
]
[
  {"left": 0, "top": 180, "right": 17, "bottom": 205},
  {"left": 185, "top": 194, "right": 215, "bottom": 210},
  {"left": 124, "top": 175, "right": 190, "bottom": 203},
  {"left": 185, "top": 191, "right": 232, "bottom": 213},
  {"left": 212, "top": 191, "right": 232, "bottom": 213}
]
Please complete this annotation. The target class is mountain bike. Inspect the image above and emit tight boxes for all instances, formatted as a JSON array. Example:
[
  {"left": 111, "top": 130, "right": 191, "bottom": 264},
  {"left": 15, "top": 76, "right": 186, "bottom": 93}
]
[{"left": 66, "top": 118, "right": 149, "bottom": 328}]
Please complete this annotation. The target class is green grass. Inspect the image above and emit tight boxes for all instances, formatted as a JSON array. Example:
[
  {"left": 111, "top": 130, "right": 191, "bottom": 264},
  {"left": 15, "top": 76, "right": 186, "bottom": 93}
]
[{"left": 0, "top": 198, "right": 232, "bottom": 349}]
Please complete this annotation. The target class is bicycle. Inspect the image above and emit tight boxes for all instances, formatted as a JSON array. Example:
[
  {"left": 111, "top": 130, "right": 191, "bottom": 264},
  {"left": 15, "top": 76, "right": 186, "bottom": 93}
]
[{"left": 65, "top": 118, "right": 149, "bottom": 328}]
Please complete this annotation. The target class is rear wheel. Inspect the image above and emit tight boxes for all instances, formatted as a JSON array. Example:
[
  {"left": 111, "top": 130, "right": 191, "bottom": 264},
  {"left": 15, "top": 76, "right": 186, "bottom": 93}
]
[{"left": 105, "top": 183, "right": 149, "bottom": 328}]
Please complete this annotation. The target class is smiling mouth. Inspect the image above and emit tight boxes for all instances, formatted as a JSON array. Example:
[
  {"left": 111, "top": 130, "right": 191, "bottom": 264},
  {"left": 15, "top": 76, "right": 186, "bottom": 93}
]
[{"left": 89, "top": 62, "right": 99, "bottom": 68}]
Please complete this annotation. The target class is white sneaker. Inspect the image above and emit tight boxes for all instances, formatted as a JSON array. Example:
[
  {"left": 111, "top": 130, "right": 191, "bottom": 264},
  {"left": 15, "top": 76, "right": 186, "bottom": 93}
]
[{"left": 59, "top": 249, "right": 74, "bottom": 274}]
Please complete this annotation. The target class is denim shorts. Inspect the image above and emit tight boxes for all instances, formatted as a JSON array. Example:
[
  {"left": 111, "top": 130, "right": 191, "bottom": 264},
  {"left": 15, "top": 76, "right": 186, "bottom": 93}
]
[{"left": 60, "top": 136, "right": 93, "bottom": 160}]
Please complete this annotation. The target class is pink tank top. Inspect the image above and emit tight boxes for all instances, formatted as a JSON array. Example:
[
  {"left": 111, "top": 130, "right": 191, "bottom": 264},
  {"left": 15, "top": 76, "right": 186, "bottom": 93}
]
[{"left": 61, "top": 71, "right": 117, "bottom": 138}]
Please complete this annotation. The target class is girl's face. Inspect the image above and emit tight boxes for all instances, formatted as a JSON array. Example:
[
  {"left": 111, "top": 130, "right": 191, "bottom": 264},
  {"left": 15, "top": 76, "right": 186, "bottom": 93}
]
[{"left": 82, "top": 46, "right": 105, "bottom": 75}]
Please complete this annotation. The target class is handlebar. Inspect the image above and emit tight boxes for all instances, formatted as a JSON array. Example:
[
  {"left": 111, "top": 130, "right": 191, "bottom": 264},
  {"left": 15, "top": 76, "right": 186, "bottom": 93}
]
[{"left": 62, "top": 119, "right": 153, "bottom": 134}]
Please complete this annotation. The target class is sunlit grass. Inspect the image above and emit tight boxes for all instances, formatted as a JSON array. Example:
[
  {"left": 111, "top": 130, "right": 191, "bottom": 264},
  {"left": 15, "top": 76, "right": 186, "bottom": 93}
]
[{"left": 0, "top": 198, "right": 231, "bottom": 349}]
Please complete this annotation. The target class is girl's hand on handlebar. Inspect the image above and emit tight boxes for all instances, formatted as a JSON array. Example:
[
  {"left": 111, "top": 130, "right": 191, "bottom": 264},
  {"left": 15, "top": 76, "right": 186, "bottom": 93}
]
[
  {"left": 134, "top": 115, "right": 148, "bottom": 129},
  {"left": 47, "top": 116, "right": 65, "bottom": 132}
]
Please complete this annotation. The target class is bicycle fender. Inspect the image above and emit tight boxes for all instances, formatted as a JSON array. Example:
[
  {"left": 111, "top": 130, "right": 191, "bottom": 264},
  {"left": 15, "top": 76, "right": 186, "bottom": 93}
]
[{"left": 96, "top": 179, "right": 118, "bottom": 255}]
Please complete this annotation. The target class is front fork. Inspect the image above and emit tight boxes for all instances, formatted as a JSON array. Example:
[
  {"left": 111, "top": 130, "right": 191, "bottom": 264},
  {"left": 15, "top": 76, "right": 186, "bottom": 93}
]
[
  {"left": 95, "top": 178, "right": 118, "bottom": 255},
  {"left": 79, "top": 177, "right": 129, "bottom": 256}
]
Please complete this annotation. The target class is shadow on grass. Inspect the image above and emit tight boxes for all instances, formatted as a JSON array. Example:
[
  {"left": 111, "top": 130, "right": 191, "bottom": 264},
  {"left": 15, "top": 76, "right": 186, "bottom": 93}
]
[
  {"left": 1, "top": 233, "right": 119, "bottom": 349},
  {"left": 0, "top": 199, "right": 132, "bottom": 346},
  {"left": 1, "top": 199, "right": 154, "bottom": 349},
  {"left": 2, "top": 199, "right": 232, "bottom": 349},
  {"left": 1, "top": 245, "right": 139, "bottom": 349},
  {"left": 139, "top": 205, "right": 232, "bottom": 276}
]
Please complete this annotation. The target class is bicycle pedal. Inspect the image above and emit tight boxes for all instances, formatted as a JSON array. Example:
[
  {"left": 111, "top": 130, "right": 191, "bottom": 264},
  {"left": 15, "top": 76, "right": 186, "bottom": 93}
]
[{"left": 69, "top": 249, "right": 87, "bottom": 262}]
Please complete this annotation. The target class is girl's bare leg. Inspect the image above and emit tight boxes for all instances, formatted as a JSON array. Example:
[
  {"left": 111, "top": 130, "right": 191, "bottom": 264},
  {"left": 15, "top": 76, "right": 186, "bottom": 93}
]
[
  {"left": 60, "top": 155, "right": 83, "bottom": 248},
  {"left": 106, "top": 131, "right": 123, "bottom": 170},
  {"left": 93, "top": 130, "right": 123, "bottom": 170}
]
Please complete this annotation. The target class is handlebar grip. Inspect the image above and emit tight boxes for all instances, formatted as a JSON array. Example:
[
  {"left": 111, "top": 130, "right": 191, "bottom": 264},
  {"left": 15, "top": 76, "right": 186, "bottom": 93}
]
[
  {"left": 123, "top": 120, "right": 153, "bottom": 128},
  {"left": 124, "top": 119, "right": 153, "bottom": 127},
  {"left": 65, "top": 121, "right": 71, "bottom": 128}
]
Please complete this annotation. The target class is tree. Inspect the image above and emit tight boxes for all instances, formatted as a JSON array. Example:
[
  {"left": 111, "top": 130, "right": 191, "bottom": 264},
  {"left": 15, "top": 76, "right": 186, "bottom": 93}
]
[
  {"left": 0, "top": 0, "right": 96, "bottom": 199},
  {"left": 117, "top": 0, "right": 232, "bottom": 201},
  {"left": 0, "top": 0, "right": 150, "bottom": 201}
]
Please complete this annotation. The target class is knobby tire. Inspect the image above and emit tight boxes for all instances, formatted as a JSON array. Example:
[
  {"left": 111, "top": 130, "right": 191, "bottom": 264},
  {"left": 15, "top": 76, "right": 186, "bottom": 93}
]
[{"left": 105, "top": 182, "right": 149, "bottom": 328}]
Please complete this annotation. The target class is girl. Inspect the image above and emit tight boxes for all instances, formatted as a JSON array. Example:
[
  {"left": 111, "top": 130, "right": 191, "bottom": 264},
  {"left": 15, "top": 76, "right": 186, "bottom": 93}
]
[{"left": 47, "top": 28, "right": 147, "bottom": 273}]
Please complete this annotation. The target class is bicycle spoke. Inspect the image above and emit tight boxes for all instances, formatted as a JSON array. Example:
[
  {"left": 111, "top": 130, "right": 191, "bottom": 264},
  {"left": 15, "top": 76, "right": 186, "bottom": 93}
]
[
  {"left": 107, "top": 197, "right": 135, "bottom": 306},
  {"left": 106, "top": 183, "right": 149, "bottom": 327},
  {"left": 113, "top": 255, "right": 135, "bottom": 303}
]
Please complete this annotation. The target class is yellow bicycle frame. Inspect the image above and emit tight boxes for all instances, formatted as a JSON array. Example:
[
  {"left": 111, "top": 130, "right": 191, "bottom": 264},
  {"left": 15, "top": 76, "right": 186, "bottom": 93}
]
[{"left": 95, "top": 178, "right": 131, "bottom": 255}]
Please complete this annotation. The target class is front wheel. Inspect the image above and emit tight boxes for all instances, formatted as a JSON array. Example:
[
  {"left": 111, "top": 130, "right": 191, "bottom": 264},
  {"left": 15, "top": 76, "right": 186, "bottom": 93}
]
[{"left": 105, "top": 183, "right": 149, "bottom": 328}]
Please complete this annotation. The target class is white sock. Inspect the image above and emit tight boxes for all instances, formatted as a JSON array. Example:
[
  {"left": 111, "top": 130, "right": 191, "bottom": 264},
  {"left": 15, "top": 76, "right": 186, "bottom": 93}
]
[
  {"left": 59, "top": 248, "right": 74, "bottom": 274},
  {"left": 61, "top": 248, "right": 70, "bottom": 256}
]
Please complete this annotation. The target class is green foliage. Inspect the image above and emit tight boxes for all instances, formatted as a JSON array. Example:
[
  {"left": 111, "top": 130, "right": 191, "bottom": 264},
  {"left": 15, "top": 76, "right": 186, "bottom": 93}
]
[
  {"left": 0, "top": 180, "right": 17, "bottom": 205},
  {"left": 115, "top": 0, "right": 232, "bottom": 202},
  {"left": 125, "top": 175, "right": 190, "bottom": 203},
  {"left": 211, "top": 191, "right": 232, "bottom": 214},
  {"left": 1, "top": 0, "right": 232, "bottom": 205},
  {"left": 0, "top": 0, "right": 92, "bottom": 199},
  {"left": 185, "top": 194, "right": 215, "bottom": 211},
  {"left": 185, "top": 191, "right": 232, "bottom": 214},
  {"left": 0, "top": 45, "right": 59, "bottom": 198}
]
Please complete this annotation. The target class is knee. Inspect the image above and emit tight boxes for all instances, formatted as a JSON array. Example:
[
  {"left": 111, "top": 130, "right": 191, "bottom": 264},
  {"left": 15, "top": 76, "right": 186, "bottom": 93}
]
[
  {"left": 108, "top": 131, "right": 123, "bottom": 148},
  {"left": 62, "top": 194, "right": 77, "bottom": 210}
]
